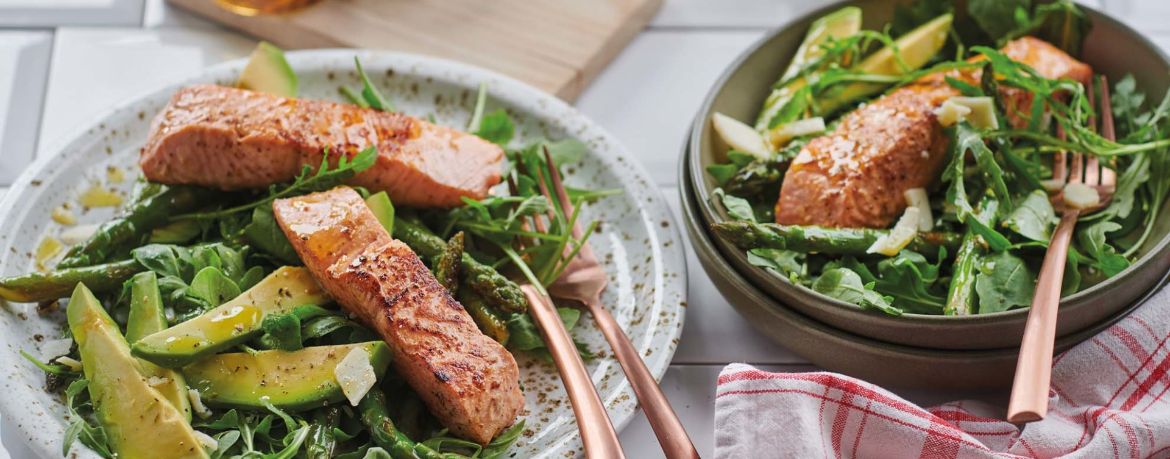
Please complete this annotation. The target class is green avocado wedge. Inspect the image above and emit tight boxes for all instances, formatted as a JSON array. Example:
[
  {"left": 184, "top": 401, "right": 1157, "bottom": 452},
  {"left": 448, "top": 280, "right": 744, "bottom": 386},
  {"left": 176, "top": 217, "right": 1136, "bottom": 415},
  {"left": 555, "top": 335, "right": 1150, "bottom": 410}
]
[
  {"left": 814, "top": 13, "right": 953, "bottom": 117},
  {"left": 237, "top": 41, "right": 298, "bottom": 97},
  {"left": 66, "top": 283, "right": 208, "bottom": 459},
  {"left": 125, "top": 272, "right": 193, "bottom": 420},
  {"left": 182, "top": 341, "right": 391, "bottom": 412},
  {"left": 133, "top": 266, "right": 331, "bottom": 368},
  {"left": 755, "top": 6, "right": 863, "bottom": 131}
]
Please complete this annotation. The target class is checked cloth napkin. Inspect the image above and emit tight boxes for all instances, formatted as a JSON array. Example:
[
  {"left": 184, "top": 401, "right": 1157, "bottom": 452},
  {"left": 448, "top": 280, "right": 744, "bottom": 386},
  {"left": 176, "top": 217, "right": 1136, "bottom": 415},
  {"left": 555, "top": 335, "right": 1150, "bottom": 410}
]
[{"left": 715, "top": 285, "right": 1170, "bottom": 458}]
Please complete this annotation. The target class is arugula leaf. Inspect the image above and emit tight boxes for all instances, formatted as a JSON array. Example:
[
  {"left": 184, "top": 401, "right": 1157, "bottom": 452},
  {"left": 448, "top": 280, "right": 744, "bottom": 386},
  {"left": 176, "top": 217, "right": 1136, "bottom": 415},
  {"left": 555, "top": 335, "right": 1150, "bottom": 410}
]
[
  {"left": 706, "top": 163, "right": 738, "bottom": 185},
  {"left": 873, "top": 250, "right": 946, "bottom": 314},
  {"left": 188, "top": 266, "right": 241, "bottom": 308},
  {"left": 713, "top": 189, "right": 756, "bottom": 223},
  {"left": 244, "top": 206, "right": 301, "bottom": 265},
  {"left": 506, "top": 308, "right": 580, "bottom": 352},
  {"left": 1112, "top": 75, "right": 1146, "bottom": 136},
  {"left": 62, "top": 379, "right": 113, "bottom": 458},
  {"left": 179, "top": 146, "right": 378, "bottom": 221},
  {"left": 1028, "top": 0, "right": 1092, "bottom": 55},
  {"left": 727, "top": 150, "right": 756, "bottom": 168},
  {"left": 474, "top": 109, "right": 515, "bottom": 146},
  {"left": 1077, "top": 221, "right": 1130, "bottom": 276},
  {"left": 893, "top": 0, "right": 953, "bottom": 35},
  {"left": 132, "top": 244, "right": 193, "bottom": 281},
  {"left": 260, "top": 312, "right": 303, "bottom": 351},
  {"left": 1005, "top": 190, "right": 1056, "bottom": 242},
  {"left": 975, "top": 250, "right": 1035, "bottom": 314},
  {"left": 353, "top": 57, "right": 393, "bottom": 111},
  {"left": 812, "top": 268, "right": 901, "bottom": 315},
  {"left": 968, "top": 0, "right": 1031, "bottom": 41},
  {"left": 746, "top": 248, "right": 803, "bottom": 279}
]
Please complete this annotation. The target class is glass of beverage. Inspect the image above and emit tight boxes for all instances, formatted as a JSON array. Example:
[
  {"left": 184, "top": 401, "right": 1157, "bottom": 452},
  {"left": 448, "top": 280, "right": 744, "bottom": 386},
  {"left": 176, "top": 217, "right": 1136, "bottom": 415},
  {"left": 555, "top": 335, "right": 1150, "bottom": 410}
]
[{"left": 214, "top": 0, "right": 321, "bottom": 16}]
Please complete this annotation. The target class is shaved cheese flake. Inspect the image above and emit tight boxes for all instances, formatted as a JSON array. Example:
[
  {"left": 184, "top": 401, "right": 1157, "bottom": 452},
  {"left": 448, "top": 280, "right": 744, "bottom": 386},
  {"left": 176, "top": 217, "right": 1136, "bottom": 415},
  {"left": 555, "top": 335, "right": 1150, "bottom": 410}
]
[
  {"left": 767, "top": 117, "right": 826, "bottom": 149},
  {"left": 1041, "top": 179, "right": 1065, "bottom": 192},
  {"left": 934, "top": 99, "right": 972, "bottom": 127},
  {"left": 41, "top": 338, "right": 73, "bottom": 360},
  {"left": 867, "top": 207, "right": 921, "bottom": 256},
  {"left": 935, "top": 97, "right": 999, "bottom": 129},
  {"left": 59, "top": 224, "right": 100, "bottom": 245},
  {"left": 712, "top": 112, "right": 770, "bottom": 160},
  {"left": 335, "top": 347, "right": 376, "bottom": 407},
  {"left": 146, "top": 376, "right": 171, "bottom": 387},
  {"left": 903, "top": 188, "right": 934, "bottom": 231},
  {"left": 194, "top": 431, "right": 218, "bottom": 452},
  {"left": 1063, "top": 182, "right": 1100, "bottom": 209},
  {"left": 55, "top": 356, "right": 82, "bottom": 372},
  {"left": 188, "top": 388, "right": 213, "bottom": 419}
]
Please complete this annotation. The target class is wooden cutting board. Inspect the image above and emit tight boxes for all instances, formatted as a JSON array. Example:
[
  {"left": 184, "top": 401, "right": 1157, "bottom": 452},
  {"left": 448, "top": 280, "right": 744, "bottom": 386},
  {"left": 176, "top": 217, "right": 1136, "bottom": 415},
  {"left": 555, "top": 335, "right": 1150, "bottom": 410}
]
[{"left": 167, "top": 0, "right": 661, "bottom": 101}]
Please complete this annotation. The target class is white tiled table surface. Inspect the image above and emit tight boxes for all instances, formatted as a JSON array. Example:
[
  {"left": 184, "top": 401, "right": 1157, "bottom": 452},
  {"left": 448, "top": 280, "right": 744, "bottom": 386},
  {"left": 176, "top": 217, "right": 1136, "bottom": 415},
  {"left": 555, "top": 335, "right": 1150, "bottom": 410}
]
[{"left": 0, "top": 1, "right": 1167, "bottom": 457}]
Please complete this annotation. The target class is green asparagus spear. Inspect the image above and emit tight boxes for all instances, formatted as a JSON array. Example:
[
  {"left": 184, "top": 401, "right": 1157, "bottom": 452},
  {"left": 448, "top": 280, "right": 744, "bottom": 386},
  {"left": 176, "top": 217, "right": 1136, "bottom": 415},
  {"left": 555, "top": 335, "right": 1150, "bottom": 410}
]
[
  {"left": 394, "top": 218, "right": 527, "bottom": 313},
  {"left": 712, "top": 221, "right": 961, "bottom": 255},
  {"left": 0, "top": 259, "right": 142, "bottom": 303},
  {"left": 435, "top": 232, "right": 464, "bottom": 296},
  {"left": 358, "top": 388, "right": 451, "bottom": 459},
  {"left": 58, "top": 186, "right": 219, "bottom": 268},
  {"left": 944, "top": 198, "right": 1000, "bottom": 316},
  {"left": 457, "top": 287, "right": 510, "bottom": 344},
  {"left": 724, "top": 154, "right": 794, "bottom": 197}
]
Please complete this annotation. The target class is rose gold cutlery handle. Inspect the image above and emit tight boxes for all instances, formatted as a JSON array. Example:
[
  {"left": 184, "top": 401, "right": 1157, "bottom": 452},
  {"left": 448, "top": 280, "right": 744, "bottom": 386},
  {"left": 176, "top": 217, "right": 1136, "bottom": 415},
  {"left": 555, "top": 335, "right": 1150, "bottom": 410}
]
[
  {"left": 1008, "top": 210, "right": 1078, "bottom": 423},
  {"left": 521, "top": 286, "right": 626, "bottom": 459},
  {"left": 586, "top": 299, "right": 701, "bottom": 459}
]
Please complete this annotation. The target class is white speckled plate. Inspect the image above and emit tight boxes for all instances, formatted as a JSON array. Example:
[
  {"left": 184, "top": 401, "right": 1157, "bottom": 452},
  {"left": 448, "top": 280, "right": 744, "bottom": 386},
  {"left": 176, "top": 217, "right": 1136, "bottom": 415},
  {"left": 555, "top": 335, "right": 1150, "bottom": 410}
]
[{"left": 0, "top": 51, "right": 687, "bottom": 458}]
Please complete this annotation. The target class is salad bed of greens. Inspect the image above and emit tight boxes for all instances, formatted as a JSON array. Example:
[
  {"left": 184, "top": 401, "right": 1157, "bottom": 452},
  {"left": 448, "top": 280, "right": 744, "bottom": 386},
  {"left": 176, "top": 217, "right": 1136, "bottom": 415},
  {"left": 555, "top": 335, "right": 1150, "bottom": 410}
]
[
  {"left": 707, "top": 0, "right": 1170, "bottom": 316},
  {"left": 1, "top": 45, "right": 616, "bottom": 458}
]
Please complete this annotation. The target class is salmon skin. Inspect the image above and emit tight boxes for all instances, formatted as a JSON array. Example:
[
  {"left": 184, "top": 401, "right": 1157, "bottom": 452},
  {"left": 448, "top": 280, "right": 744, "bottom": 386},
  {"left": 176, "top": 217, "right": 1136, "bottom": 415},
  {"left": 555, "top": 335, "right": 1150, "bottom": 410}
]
[
  {"left": 140, "top": 84, "right": 504, "bottom": 208},
  {"left": 775, "top": 37, "right": 1092, "bottom": 228},
  {"left": 272, "top": 187, "right": 523, "bottom": 444}
]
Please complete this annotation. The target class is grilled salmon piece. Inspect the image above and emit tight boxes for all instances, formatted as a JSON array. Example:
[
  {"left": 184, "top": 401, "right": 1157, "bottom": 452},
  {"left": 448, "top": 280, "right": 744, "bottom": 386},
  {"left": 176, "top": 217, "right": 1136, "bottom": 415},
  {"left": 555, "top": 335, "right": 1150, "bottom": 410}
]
[
  {"left": 140, "top": 84, "right": 503, "bottom": 208},
  {"left": 271, "top": 187, "right": 523, "bottom": 444},
  {"left": 775, "top": 37, "right": 1092, "bottom": 228}
]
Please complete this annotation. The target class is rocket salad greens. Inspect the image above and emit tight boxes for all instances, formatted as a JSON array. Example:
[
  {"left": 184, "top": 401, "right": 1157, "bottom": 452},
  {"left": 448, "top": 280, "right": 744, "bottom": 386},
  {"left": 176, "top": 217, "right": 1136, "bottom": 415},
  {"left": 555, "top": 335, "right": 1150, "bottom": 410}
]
[
  {"left": 708, "top": 0, "right": 1170, "bottom": 316},
  {"left": 2, "top": 46, "right": 617, "bottom": 458}
]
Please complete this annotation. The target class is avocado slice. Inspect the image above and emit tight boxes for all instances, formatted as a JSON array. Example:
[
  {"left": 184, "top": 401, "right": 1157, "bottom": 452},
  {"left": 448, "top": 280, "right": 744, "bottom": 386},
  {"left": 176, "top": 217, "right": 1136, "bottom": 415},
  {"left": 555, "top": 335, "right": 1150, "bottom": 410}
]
[
  {"left": 755, "top": 6, "right": 863, "bottom": 131},
  {"left": 133, "top": 266, "right": 330, "bottom": 368},
  {"left": 814, "top": 13, "right": 953, "bottom": 117},
  {"left": 365, "top": 191, "right": 395, "bottom": 234},
  {"left": 66, "top": 283, "right": 208, "bottom": 459},
  {"left": 125, "top": 272, "right": 193, "bottom": 420},
  {"left": 182, "top": 341, "right": 391, "bottom": 412},
  {"left": 237, "top": 41, "right": 298, "bottom": 97}
]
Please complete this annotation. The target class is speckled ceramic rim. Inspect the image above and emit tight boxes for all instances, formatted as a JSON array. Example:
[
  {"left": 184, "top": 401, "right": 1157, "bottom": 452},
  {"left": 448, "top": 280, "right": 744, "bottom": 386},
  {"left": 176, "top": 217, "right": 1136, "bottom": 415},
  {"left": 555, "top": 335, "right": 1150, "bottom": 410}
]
[
  {"left": 0, "top": 50, "right": 687, "bottom": 459},
  {"left": 687, "top": 1, "right": 1170, "bottom": 327},
  {"left": 679, "top": 137, "right": 1168, "bottom": 388}
]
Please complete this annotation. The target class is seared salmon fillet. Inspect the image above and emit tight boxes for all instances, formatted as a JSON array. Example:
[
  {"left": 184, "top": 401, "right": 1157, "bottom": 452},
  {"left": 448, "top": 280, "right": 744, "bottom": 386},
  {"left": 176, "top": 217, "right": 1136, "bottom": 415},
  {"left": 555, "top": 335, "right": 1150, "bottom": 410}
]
[
  {"left": 140, "top": 85, "right": 504, "bottom": 208},
  {"left": 775, "top": 37, "right": 1092, "bottom": 228},
  {"left": 271, "top": 187, "right": 523, "bottom": 444}
]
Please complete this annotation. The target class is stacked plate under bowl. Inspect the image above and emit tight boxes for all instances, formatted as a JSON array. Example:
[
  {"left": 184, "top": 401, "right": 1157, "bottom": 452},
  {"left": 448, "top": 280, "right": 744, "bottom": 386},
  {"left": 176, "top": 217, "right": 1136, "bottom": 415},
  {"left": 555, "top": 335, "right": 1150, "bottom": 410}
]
[{"left": 680, "top": 0, "right": 1170, "bottom": 389}]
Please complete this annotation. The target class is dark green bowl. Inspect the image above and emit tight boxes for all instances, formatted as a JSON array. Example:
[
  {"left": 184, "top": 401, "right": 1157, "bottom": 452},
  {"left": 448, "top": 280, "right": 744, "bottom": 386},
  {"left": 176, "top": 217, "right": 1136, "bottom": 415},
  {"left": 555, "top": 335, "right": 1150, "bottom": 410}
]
[
  {"left": 687, "top": 0, "right": 1170, "bottom": 350},
  {"left": 680, "top": 140, "right": 1164, "bottom": 389}
]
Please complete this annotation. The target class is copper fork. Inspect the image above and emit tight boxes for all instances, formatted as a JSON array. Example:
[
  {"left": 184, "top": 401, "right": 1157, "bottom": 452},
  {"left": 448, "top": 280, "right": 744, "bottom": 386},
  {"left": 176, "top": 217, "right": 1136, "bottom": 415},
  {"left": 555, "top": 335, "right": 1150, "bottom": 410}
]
[
  {"left": 1008, "top": 75, "right": 1117, "bottom": 423},
  {"left": 509, "top": 176, "right": 626, "bottom": 458},
  {"left": 534, "top": 149, "right": 701, "bottom": 459}
]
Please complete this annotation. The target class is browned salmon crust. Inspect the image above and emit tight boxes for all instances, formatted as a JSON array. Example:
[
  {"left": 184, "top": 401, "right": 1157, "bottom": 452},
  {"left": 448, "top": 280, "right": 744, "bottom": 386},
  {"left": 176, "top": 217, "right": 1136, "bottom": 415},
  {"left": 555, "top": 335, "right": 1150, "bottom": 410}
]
[
  {"left": 140, "top": 85, "right": 504, "bottom": 208},
  {"left": 775, "top": 37, "right": 1092, "bottom": 228},
  {"left": 271, "top": 187, "right": 523, "bottom": 444}
]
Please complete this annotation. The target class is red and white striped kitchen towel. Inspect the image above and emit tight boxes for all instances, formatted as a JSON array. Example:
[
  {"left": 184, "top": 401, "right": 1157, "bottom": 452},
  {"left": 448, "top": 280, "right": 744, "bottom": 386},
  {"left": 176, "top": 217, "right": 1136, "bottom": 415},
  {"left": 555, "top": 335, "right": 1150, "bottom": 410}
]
[{"left": 715, "top": 286, "right": 1170, "bottom": 458}]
